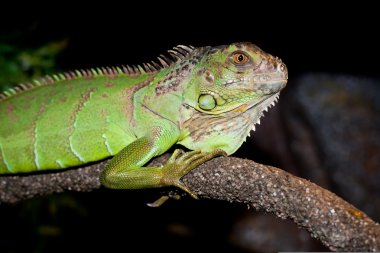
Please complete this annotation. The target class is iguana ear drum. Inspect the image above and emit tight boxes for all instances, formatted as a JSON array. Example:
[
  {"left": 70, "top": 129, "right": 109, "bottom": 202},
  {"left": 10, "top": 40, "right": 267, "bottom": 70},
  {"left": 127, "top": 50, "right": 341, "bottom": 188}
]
[{"left": 198, "top": 94, "right": 216, "bottom": 110}]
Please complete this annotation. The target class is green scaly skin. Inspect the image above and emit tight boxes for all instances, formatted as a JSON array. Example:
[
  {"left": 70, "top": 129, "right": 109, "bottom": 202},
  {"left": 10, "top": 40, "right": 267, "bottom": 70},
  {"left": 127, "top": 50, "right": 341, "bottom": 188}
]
[{"left": 0, "top": 42, "right": 288, "bottom": 198}]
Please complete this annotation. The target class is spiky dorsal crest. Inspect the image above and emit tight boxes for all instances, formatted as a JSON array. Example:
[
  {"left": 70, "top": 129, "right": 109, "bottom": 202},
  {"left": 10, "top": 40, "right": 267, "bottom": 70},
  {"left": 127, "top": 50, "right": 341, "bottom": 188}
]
[{"left": 0, "top": 45, "right": 195, "bottom": 101}]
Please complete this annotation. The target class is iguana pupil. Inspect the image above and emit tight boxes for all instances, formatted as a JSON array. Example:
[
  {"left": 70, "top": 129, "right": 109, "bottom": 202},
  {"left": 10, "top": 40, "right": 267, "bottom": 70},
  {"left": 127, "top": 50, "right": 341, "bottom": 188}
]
[{"left": 232, "top": 52, "right": 249, "bottom": 64}]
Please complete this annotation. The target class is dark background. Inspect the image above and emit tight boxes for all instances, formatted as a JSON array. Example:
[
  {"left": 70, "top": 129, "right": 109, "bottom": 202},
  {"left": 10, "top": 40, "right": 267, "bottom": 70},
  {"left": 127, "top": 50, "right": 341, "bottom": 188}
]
[
  {"left": 0, "top": 4, "right": 378, "bottom": 252},
  {"left": 2, "top": 4, "right": 379, "bottom": 78}
]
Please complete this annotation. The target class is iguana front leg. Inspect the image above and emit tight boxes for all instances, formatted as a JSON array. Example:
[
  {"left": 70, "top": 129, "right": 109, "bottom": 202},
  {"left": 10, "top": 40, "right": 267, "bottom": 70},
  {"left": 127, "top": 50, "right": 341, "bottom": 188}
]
[{"left": 100, "top": 125, "right": 226, "bottom": 198}]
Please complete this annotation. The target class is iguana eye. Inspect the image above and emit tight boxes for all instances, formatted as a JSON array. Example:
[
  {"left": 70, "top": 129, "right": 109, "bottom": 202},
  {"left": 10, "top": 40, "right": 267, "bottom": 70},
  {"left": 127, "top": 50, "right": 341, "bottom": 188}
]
[
  {"left": 232, "top": 52, "right": 249, "bottom": 65},
  {"left": 198, "top": 94, "right": 216, "bottom": 110}
]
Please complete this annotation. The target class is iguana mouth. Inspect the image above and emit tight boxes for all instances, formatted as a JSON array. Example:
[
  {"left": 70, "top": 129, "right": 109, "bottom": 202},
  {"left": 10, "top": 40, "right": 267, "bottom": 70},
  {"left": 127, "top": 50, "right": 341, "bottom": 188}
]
[
  {"left": 246, "top": 92, "right": 280, "bottom": 113},
  {"left": 230, "top": 92, "right": 279, "bottom": 114},
  {"left": 229, "top": 77, "right": 286, "bottom": 116}
]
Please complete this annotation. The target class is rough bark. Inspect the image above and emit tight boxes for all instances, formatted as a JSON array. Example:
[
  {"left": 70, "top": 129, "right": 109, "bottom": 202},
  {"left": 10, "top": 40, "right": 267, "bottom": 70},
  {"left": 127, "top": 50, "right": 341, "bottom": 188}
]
[{"left": 0, "top": 156, "right": 379, "bottom": 251}]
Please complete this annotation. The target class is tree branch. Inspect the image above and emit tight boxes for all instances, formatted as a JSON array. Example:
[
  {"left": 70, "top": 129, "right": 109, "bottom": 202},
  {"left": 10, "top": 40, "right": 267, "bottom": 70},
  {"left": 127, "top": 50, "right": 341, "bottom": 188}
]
[{"left": 0, "top": 156, "right": 379, "bottom": 251}]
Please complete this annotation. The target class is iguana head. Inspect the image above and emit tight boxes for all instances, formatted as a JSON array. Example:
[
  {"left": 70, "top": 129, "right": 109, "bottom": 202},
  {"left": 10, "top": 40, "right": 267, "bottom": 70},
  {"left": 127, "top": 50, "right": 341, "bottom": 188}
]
[{"left": 179, "top": 42, "right": 288, "bottom": 155}]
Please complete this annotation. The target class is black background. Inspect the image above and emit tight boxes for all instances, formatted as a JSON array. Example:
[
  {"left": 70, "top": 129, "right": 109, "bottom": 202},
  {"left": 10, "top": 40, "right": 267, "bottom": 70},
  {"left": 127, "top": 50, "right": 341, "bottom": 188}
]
[{"left": 2, "top": 4, "right": 379, "bottom": 78}]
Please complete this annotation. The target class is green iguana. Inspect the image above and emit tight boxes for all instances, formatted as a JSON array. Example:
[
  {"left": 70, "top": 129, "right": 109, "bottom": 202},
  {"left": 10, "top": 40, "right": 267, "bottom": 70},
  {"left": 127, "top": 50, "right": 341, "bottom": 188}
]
[{"left": 0, "top": 42, "right": 287, "bottom": 200}]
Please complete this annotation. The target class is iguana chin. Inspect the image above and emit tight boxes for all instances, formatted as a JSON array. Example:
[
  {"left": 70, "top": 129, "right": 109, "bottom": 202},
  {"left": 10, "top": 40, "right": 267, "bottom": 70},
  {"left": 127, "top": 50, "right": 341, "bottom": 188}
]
[{"left": 0, "top": 42, "right": 287, "bottom": 201}]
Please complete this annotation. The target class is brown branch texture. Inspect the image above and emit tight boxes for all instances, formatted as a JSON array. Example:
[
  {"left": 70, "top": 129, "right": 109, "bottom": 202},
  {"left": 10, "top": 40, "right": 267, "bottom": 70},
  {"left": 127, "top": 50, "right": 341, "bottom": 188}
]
[{"left": 0, "top": 156, "right": 379, "bottom": 251}]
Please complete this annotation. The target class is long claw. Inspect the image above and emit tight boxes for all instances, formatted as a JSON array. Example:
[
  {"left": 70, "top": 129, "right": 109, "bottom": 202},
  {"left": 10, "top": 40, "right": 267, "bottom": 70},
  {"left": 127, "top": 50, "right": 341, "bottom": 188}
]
[
  {"left": 168, "top": 149, "right": 185, "bottom": 163},
  {"left": 176, "top": 150, "right": 201, "bottom": 163},
  {"left": 174, "top": 181, "right": 199, "bottom": 199},
  {"left": 147, "top": 196, "right": 170, "bottom": 207},
  {"left": 181, "top": 153, "right": 208, "bottom": 167}
]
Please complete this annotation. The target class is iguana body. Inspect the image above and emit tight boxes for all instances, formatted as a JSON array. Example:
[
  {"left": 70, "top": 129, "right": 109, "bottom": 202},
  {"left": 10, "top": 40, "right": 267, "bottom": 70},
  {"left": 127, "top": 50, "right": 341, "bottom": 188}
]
[{"left": 0, "top": 42, "right": 287, "bottom": 196}]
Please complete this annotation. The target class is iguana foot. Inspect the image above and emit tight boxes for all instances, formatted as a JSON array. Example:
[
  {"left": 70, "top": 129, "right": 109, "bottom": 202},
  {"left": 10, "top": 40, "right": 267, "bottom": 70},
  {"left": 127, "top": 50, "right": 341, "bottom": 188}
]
[{"left": 160, "top": 149, "right": 227, "bottom": 199}]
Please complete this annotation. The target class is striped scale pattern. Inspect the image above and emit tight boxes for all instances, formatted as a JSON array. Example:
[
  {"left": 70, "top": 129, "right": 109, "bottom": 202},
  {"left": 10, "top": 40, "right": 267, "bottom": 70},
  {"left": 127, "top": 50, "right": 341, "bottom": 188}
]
[{"left": 0, "top": 45, "right": 195, "bottom": 173}]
